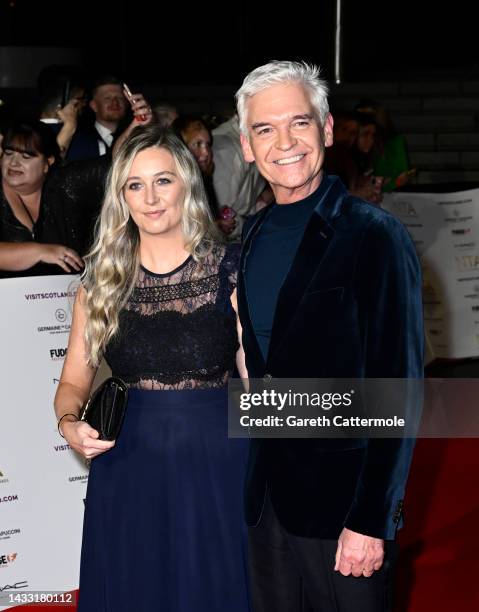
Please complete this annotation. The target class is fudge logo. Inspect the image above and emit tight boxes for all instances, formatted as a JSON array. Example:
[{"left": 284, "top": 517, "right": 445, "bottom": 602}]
[
  {"left": 50, "top": 348, "right": 67, "bottom": 360},
  {"left": 0, "top": 471, "right": 8, "bottom": 485}
]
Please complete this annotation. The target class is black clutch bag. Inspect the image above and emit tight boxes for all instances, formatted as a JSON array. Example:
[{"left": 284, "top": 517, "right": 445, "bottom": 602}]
[{"left": 80, "top": 377, "right": 128, "bottom": 441}]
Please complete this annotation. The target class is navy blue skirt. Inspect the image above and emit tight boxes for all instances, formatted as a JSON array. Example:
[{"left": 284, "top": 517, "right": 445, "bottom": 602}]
[{"left": 78, "top": 387, "right": 251, "bottom": 612}]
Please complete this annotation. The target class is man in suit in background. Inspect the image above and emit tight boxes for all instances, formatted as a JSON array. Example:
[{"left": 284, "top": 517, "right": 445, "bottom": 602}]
[
  {"left": 88, "top": 75, "right": 129, "bottom": 156},
  {"left": 235, "top": 60, "right": 423, "bottom": 612}
]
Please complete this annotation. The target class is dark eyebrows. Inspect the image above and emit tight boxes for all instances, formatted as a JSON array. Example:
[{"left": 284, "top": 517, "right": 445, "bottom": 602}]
[{"left": 126, "top": 170, "right": 176, "bottom": 180}]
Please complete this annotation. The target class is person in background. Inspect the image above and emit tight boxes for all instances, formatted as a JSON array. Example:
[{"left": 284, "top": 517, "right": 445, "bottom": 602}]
[
  {"left": 87, "top": 75, "right": 130, "bottom": 157},
  {"left": 0, "top": 121, "right": 84, "bottom": 278},
  {"left": 352, "top": 112, "right": 385, "bottom": 198},
  {"left": 323, "top": 110, "right": 360, "bottom": 189},
  {"left": 212, "top": 113, "right": 270, "bottom": 240},
  {"left": 355, "top": 99, "right": 415, "bottom": 192},
  {"left": 37, "top": 65, "right": 89, "bottom": 161},
  {"left": 173, "top": 115, "right": 236, "bottom": 236},
  {"left": 153, "top": 101, "right": 179, "bottom": 128},
  {"left": 0, "top": 96, "right": 152, "bottom": 278},
  {"left": 324, "top": 110, "right": 382, "bottom": 204}
]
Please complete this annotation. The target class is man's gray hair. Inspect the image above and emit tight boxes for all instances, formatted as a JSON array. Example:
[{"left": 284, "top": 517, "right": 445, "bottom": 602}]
[{"left": 235, "top": 60, "right": 329, "bottom": 137}]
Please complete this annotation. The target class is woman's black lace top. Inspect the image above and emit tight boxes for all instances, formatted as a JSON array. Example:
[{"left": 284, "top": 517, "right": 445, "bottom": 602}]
[{"left": 104, "top": 244, "right": 240, "bottom": 390}]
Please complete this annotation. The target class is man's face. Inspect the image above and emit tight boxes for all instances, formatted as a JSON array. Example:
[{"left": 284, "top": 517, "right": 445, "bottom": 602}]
[
  {"left": 240, "top": 82, "right": 333, "bottom": 203},
  {"left": 90, "top": 84, "right": 127, "bottom": 124}
]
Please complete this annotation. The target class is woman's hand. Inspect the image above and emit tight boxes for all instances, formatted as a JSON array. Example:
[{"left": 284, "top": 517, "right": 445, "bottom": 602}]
[
  {"left": 38, "top": 244, "right": 84, "bottom": 272},
  {"left": 112, "top": 91, "right": 154, "bottom": 157},
  {"left": 61, "top": 420, "right": 115, "bottom": 460}
]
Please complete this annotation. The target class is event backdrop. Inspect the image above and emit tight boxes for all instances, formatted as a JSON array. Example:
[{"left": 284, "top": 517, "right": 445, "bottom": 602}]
[
  {"left": 0, "top": 274, "right": 109, "bottom": 610},
  {"left": 383, "top": 188, "right": 479, "bottom": 360}
]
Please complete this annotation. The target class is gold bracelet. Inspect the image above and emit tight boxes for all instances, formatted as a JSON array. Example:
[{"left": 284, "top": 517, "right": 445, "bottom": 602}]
[{"left": 57, "top": 413, "right": 79, "bottom": 438}]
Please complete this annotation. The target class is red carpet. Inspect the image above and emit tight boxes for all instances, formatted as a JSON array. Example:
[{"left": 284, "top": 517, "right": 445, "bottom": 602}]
[
  {"left": 395, "top": 438, "right": 479, "bottom": 611},
  {"left": 13, "top": 439, "right": 479, "bottom": 611}
]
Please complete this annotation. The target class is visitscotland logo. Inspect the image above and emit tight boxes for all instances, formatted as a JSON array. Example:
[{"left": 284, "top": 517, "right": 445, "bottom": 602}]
[
  {"left": 25, "top": 291, "right": 74, "bottom": 301},
  {"left": 54, "top": 444, "right": 71, "bottom": 452}
]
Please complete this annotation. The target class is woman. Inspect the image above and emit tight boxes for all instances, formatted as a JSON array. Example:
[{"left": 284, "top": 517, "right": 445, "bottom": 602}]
[
  {"left": 0, "top": 95, "right": 152, "bottom": 278},
  {"left": 0, "top": 121, "right": 85, "bottom": 277},
  {"left": 355, "top": 99, "right": 415, "bottom": 192},
  {"left": 350, "top": 113, "right": 384, "bottom": 204},
  {"left": 54, "top": 125, "right": 250, "bottom": 611},
  {"left": 172, "top": 115, "right": 236, "bottom": 235}
]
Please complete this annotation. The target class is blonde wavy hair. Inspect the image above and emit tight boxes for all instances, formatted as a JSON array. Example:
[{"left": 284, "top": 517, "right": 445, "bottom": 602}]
[{"left": 81, "top": 124, "right": 220, "bottom": 366}]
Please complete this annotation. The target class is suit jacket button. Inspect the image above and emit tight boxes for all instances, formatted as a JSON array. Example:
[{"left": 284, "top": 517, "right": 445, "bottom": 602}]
[{"left": 263, "top": 373, "right": 273, "bottom": 382}]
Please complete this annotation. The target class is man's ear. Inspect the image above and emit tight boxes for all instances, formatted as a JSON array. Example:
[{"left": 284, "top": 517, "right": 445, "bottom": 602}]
[
  {"left": 323, "top": 113, "right": 334, "bottom": 148},
  {"left": 240, "top": 133, "right": 255, "bottom": 163},
  {"left": 89, "top": 99, "right": 97, "bottom": 114}
]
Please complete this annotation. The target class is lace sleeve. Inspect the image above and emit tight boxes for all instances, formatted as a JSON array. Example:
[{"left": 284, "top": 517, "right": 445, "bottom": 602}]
[{"left": 222, "top": 243, "right": 241, "bottom": 293}]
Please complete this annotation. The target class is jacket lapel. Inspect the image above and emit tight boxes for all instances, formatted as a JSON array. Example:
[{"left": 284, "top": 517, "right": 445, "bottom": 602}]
[
  {"left": 238, "top": 175, "right": 347, "bottom": 371},
  {"left": 238, "top": 204, "right": 274, "bottom": 371},
  {"left": 266, "top": 212, "right": 334, "bottom": 362},
  {"left": 267, "top": 176, "right": 346, "bottom": 363}
]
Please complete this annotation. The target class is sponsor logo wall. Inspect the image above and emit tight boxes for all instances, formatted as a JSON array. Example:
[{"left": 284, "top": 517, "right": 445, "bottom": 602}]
[
  {"left": 0, "top": 275, "right": 94, "bottom": 609},
  {"left": 383, "top": 188, "right": 479, "bottom": 359}
]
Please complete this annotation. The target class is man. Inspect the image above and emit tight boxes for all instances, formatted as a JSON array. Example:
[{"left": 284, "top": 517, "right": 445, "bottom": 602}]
[
  {"left": 88, "top": 76, "right": 129, "bottom": 156},
  {"left": 235, "top": 61, "right": 423, "bottom": 611}
]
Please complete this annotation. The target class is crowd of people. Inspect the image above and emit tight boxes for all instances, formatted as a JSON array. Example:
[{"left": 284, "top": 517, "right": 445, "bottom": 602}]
[{"left": 0, "top": 65, "right": 417, "bottom": 279}]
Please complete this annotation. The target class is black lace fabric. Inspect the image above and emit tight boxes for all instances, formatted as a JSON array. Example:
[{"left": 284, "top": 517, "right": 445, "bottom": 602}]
[{"left": 104, "top": 243, "right": 240, "bottom": 390}]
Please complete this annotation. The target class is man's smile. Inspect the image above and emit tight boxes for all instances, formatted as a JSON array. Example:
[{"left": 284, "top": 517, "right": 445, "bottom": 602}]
[{"left": 274, "top": 154, "right": 306, "bottom": 166}]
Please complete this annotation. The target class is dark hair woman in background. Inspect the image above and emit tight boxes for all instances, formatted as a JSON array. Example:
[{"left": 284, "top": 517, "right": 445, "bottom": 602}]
[{"left": 0, "top": 120, "right": 109, "bottom": 278}]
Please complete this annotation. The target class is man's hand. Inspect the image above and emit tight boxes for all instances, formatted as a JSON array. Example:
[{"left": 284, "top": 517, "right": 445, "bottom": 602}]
[{"left": 334, "top": 527, "right": 384, "bottom": 577}]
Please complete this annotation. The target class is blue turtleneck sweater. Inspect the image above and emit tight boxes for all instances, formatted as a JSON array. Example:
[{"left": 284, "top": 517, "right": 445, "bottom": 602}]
[{"left": 244, "top": 180, "right": 328, "bottom": 360}]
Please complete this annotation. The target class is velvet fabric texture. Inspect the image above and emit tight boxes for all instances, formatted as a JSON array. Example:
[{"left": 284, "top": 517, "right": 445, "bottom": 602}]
[{"left": 237, "top": 174, "right": 424, "bottom": 540}]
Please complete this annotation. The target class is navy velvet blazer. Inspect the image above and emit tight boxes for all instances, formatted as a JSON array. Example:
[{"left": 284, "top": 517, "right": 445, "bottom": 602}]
[{"left": 237, "top": 175, "right": 424, "bottom": 540}]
